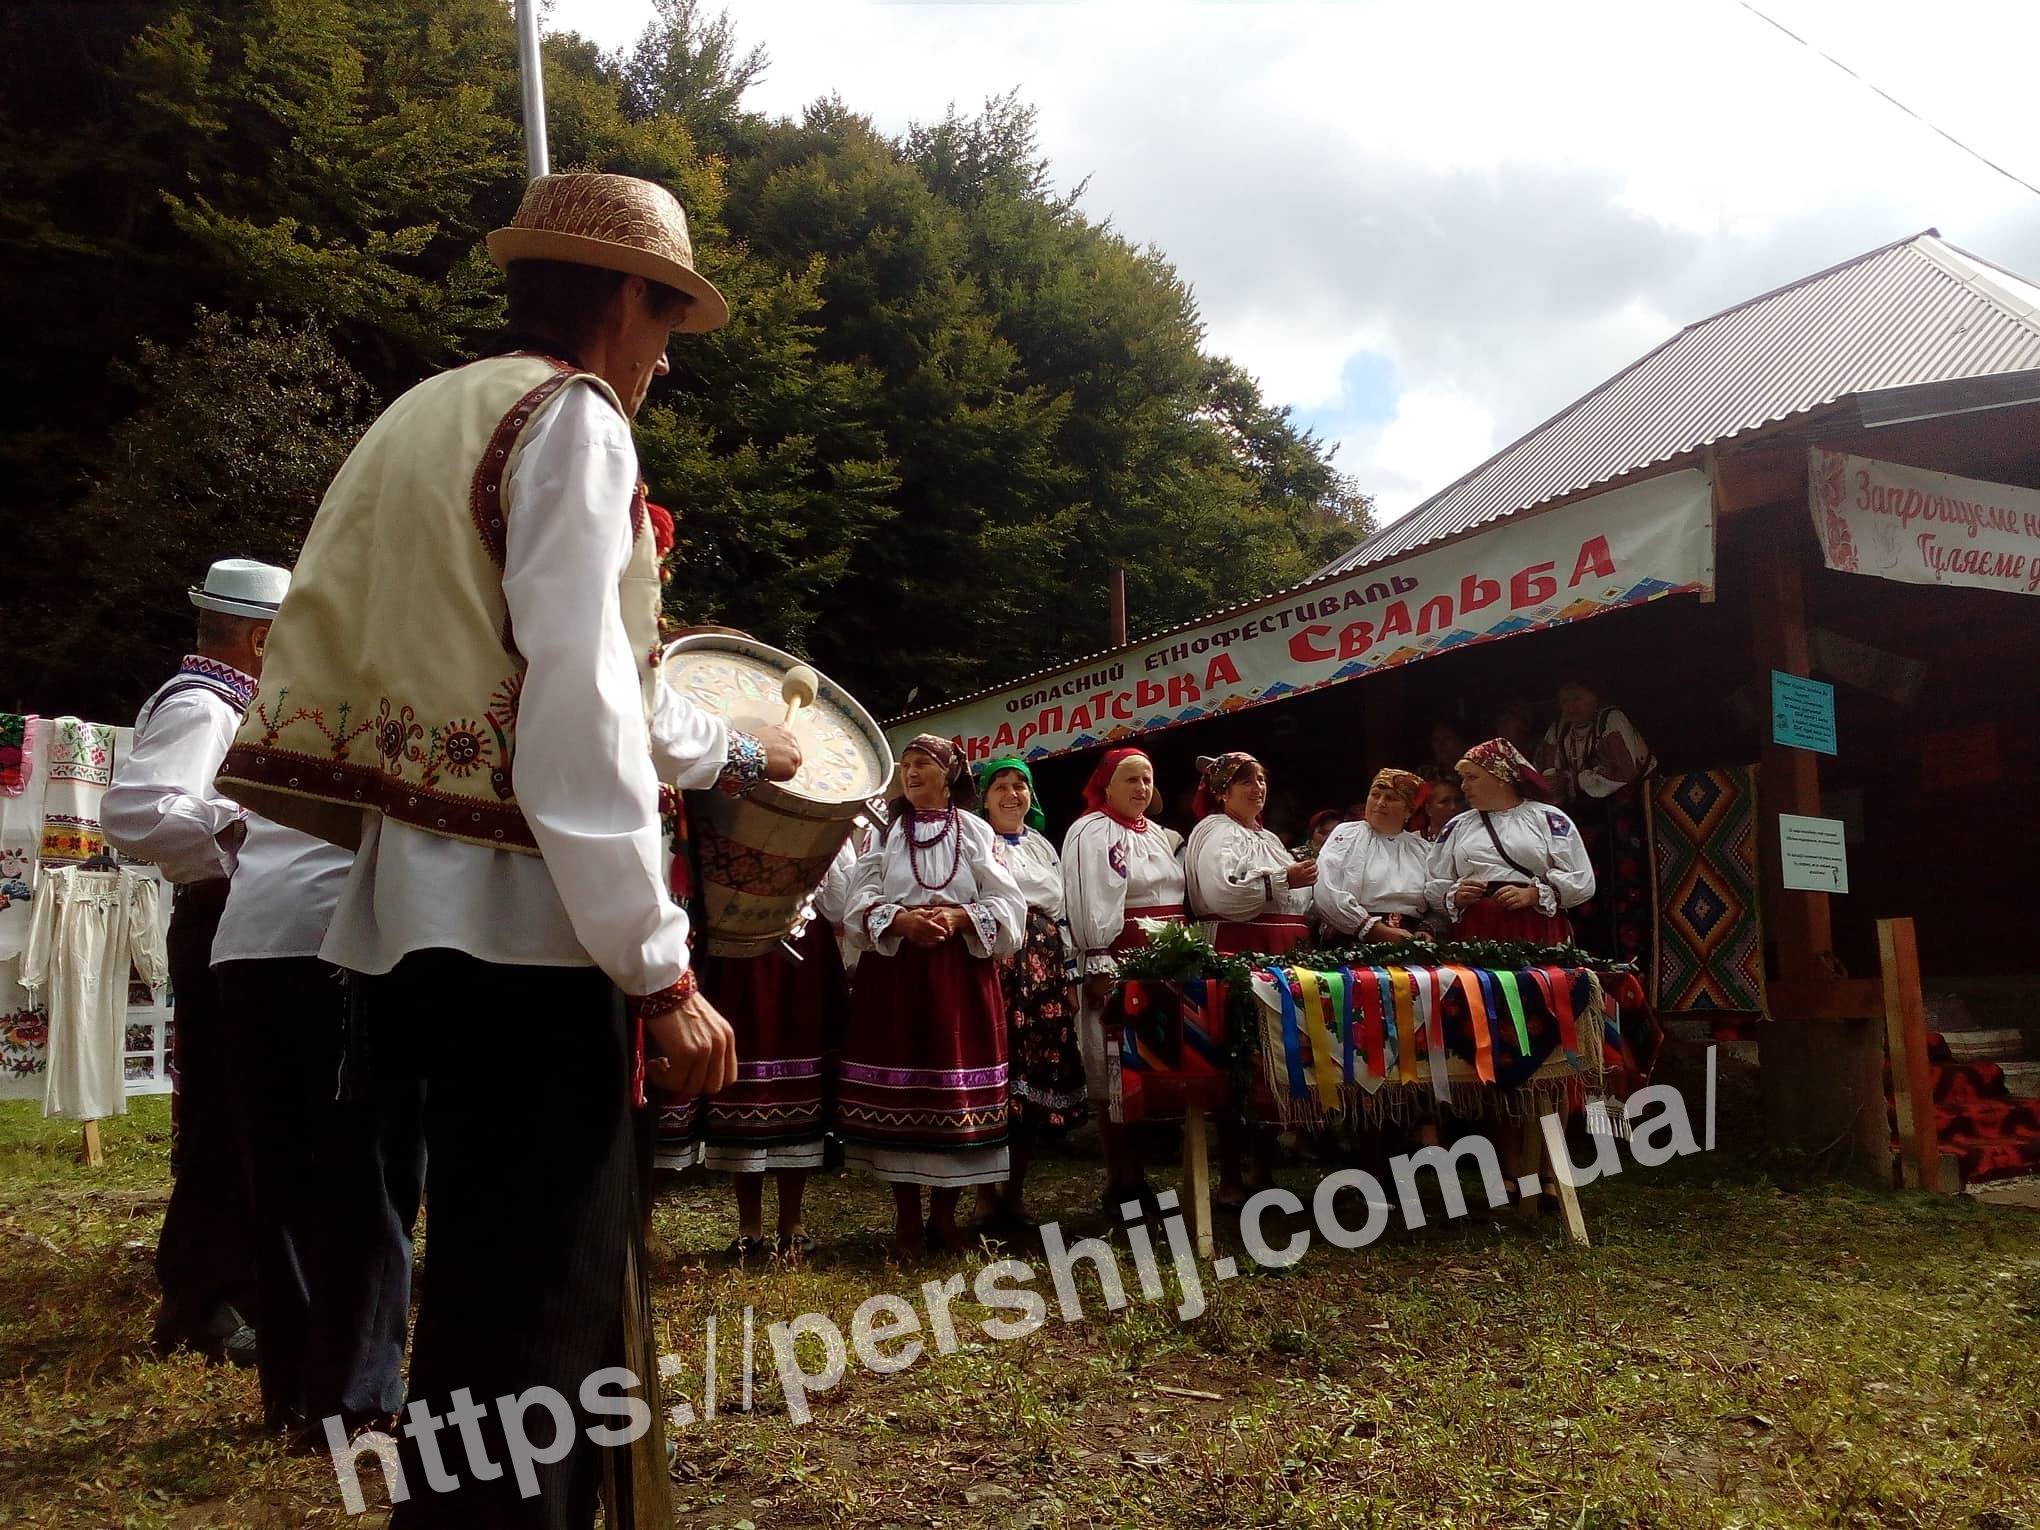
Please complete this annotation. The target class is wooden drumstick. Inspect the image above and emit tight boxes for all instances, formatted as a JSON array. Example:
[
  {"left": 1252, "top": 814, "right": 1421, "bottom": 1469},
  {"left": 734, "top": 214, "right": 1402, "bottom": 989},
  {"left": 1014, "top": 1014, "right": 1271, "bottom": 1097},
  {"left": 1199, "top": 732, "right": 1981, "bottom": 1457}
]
[{"left": 781, "top": 664, "right": 818, "bottom": 725}]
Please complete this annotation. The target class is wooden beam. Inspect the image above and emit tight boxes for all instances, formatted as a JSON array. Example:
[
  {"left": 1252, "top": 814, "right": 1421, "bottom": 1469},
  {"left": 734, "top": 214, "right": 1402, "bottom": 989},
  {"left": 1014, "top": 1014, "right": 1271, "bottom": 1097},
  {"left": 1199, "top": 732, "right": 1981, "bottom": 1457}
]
[
  {"left": 80, "top": 1121, "right": 103, "bottom": 1168},
  {"left": 1765, "top": 978, "right": 1884, "bottom": 1021},
  {"left": 1712, "top": 444, "right": 1807, "bottom": 513},
  {"left": 1878, "top": 917, "right": 1946, "bottom": 1193}
]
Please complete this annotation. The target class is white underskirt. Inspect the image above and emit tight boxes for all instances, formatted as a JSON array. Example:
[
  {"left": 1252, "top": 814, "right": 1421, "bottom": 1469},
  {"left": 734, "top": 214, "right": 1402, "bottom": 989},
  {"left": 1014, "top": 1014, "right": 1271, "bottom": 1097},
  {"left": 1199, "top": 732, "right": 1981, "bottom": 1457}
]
[{"left": 843, "top": 1142, "right": 1009, "bottom": 1187}]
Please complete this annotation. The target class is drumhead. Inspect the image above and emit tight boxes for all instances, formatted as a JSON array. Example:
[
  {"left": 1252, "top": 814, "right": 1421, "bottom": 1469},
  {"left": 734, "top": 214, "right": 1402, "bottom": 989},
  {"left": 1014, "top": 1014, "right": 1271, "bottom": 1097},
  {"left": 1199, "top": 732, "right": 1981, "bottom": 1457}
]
[{"left": 660, "top": 633, "right": 894, "bottom": 805}]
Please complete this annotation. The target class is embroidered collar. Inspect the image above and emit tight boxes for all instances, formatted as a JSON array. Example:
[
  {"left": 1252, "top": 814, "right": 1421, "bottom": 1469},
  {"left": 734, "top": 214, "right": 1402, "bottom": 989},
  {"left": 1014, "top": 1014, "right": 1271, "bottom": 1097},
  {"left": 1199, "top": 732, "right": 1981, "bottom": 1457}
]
[{"left": 178, "top": 654, "right": 258, "bottom": 710}]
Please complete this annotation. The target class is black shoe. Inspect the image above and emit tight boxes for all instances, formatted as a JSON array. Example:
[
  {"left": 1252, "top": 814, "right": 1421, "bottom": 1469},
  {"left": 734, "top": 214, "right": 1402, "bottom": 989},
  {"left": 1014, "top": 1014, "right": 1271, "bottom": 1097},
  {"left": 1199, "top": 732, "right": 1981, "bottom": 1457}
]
[
  {"left": 206, "top": 1304, "right": 258, "bottom": 1369},
  {"left": 155, "top": 1302, "right": 257, "bottom": 1366},
  {"left": 775, "top": 1232, "right": 816, "bottom": 1260},
  {"left": 724, "top": 1235, "right": 771, "bottom": 1262}
]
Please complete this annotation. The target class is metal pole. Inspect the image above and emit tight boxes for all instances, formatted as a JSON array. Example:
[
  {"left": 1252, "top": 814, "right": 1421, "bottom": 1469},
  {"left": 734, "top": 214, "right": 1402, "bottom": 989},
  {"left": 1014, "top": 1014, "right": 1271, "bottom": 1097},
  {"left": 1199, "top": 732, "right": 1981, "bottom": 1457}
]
[{"left": 514, "top": 0, "right": 549, "bottom": 181}]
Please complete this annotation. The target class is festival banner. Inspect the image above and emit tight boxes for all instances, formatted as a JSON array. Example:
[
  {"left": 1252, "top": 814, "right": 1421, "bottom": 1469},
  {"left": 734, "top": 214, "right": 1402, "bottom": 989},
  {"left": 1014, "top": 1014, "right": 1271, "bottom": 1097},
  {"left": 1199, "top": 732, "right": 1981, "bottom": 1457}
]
[
  {"left": 889, "top": 468, "right": 1715, "bottom": 762},
  {"left": 1809, "top": 447, "right": 2040, "bottom": 597}
]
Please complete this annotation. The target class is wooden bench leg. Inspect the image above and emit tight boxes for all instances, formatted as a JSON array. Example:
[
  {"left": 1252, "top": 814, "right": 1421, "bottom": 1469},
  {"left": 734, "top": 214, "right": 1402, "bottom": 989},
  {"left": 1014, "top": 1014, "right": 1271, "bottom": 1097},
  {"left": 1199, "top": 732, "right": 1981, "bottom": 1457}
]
[
  {"left": 80, "top": 1120, "right": 104, "bottom": 1168},
  {"left": 1529, "top": 1110, "right": 1590, "bottom": 1247}
]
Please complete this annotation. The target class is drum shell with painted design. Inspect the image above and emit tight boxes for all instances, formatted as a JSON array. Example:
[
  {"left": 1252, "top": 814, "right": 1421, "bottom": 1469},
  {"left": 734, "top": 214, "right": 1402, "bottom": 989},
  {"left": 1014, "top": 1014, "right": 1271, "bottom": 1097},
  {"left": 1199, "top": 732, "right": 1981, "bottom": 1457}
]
[{"left": 661, "top": 633, "right": 893, "bottom": 958}]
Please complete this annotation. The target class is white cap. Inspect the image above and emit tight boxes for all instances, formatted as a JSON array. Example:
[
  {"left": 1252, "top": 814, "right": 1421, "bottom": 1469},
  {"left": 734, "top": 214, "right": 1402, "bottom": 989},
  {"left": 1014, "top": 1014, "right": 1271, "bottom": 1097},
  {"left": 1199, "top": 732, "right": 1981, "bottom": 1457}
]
[{"left": 188, "top": 558, "right": 291, "bottom": 620}]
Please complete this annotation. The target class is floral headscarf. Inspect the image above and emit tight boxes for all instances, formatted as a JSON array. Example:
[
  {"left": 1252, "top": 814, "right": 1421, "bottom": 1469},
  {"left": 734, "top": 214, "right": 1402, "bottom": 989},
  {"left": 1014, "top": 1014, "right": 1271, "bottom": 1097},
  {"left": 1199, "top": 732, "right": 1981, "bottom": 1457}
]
[
  {"left": 1457, "top": 737, "right": 1553, "bottom": 802},
  {"left": 902, "top": 733, "right": 975, "bottom": 807},
  {"left": 1193, "top": 751, "right": 1262, "bottom": 822},
  {"left": 975, "top": 756, "right": 1047, "bottom": 833},
  {"left": 1370, "top": 767, "right": 1425, "bottom": 805}
]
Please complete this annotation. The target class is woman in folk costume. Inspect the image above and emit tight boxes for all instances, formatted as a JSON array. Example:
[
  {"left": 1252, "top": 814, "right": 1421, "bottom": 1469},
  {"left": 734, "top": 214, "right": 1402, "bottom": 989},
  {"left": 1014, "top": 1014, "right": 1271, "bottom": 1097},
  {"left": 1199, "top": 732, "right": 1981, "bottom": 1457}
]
[
  {"left": 1312, "top": 768, "right": 1434, "bottom": 940},
  {"left": 1534, "top": 679, "right": 1656, "bottom": 965},
  {"left": 656, "top": 839, "right": 856, "bottom": 1261},
  {"left": 1061, "top": 747, "right": 1184, "bottom": 1211},
  {"left": 1428, "top": 738, "right": 1595, "bottom": 941},
  {"left": 642, "top": 588, "right": 846, "bottom": 1259},
  {"left": 974, "top": 756, "right": 1084, "bottom": 1235},
  {"left": 1182, "top": 752, "right": 1316, "bottom": 956},
  {"left": 840, "top": 735, "right": 1026, "bottom": 1254},
  {"left": 1182, "top": 751, "right": 1314, "bottom": 1204}
]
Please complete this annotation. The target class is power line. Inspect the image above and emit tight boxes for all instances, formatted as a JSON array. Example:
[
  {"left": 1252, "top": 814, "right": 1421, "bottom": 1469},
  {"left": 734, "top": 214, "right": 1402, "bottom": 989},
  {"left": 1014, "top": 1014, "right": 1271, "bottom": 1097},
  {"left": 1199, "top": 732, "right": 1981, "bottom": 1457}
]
[{"left": 1735, "top": 0, "right": 2040, "bottom": 201}]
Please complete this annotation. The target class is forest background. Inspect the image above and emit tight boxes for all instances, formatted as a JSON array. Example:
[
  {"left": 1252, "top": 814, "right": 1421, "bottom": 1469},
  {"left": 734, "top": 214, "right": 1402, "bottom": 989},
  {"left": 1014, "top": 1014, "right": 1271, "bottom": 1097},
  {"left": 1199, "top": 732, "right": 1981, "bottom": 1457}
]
[{"left": 0, "top": 0, "right": 1370, "bottom": 721}]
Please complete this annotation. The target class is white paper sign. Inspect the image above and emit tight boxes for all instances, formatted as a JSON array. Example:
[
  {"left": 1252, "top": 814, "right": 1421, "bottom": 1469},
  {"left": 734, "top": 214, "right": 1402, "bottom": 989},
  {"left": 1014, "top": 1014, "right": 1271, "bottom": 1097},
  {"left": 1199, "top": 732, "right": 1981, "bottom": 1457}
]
[{"left": 1778, "top": 813, "right": 1850, "bottom": 894}]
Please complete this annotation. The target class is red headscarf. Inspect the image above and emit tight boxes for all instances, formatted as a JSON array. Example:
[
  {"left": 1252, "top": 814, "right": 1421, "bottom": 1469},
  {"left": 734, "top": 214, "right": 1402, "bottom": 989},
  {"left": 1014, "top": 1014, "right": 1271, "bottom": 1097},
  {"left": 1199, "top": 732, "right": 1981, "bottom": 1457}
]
[{"left": 1082, "top": 747, "right": 1153, "bottom": 831}]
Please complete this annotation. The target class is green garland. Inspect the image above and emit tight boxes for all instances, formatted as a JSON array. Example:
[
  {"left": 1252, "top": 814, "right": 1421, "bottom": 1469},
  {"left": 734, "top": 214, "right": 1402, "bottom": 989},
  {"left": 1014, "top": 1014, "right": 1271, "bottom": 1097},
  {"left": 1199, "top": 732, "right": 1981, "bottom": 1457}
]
[{"left": 1110, "top": 921, "right": 1633, "bottom": 987}]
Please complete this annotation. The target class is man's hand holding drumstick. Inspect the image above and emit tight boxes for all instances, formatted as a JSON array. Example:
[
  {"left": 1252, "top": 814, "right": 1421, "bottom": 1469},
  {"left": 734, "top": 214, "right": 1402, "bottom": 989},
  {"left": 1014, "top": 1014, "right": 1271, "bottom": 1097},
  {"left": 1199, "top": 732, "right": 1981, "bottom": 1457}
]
[{"left": 746, "top": 663, "right": 815, "bottom": 783}]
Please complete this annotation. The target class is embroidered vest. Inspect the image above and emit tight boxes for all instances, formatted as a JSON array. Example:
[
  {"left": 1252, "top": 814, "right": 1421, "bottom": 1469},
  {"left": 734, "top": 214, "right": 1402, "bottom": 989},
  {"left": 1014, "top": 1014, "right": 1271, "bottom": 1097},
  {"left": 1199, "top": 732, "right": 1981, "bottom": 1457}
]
[{"left": 217, "top": 354, "right": 662, "bottom": 853}]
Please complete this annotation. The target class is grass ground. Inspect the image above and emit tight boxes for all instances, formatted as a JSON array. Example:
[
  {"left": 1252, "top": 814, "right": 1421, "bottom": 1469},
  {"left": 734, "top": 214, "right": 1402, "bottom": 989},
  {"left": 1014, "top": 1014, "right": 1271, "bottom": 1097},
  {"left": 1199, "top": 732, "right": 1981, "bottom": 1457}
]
[{"left": 2, "top": 1096, "right": 2037, "bottom": 1529}]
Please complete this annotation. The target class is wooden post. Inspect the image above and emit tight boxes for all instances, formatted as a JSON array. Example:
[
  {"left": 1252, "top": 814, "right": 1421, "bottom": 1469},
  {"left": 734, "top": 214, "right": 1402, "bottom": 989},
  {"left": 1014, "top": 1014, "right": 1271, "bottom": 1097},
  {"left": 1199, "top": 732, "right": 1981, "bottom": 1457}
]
[
  {"left": 80, "top": 1121, "right": 103, "bottom": 1167},
  {"left": 1109, "top": 569, "right": 1128, "bottom": 648},
  {"left": 1181, "top": 1104, "right": 1214, "bottom": 1259},
  {"left": 1750, "top": 515, "right": 1830, "bottom": 981},
  {"left": 1878, "top": 917, "right": 1946, "bottom": 1193}
]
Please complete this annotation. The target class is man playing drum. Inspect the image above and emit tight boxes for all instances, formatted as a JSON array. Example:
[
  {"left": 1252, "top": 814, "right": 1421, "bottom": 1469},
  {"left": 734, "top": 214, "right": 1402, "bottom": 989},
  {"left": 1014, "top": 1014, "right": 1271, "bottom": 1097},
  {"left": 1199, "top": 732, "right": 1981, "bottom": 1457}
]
[{"left": 219, "top": 172, "right": 795, "bottom": 1528}]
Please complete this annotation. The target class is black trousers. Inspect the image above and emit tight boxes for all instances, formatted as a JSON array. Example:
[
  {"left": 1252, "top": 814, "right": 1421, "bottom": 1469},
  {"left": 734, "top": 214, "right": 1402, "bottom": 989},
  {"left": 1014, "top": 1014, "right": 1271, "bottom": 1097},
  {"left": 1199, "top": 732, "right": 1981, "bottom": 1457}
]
[
  {"left": 153, "top": 880, "right": 257, "bottom": 1345},
  {"left": 216, "top": 958, "right": 417, "bottom": 1426},
  {"left": 354, "top": 950, "right": 639, "bottom": 1530}
]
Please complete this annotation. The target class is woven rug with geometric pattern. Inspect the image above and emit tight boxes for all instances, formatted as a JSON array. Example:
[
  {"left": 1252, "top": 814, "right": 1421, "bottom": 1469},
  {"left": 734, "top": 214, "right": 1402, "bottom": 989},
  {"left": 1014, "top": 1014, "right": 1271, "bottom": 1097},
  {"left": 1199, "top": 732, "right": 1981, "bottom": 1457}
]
[{"left": 1647, "top": 766, "right": 1765, "bottom": 1014}]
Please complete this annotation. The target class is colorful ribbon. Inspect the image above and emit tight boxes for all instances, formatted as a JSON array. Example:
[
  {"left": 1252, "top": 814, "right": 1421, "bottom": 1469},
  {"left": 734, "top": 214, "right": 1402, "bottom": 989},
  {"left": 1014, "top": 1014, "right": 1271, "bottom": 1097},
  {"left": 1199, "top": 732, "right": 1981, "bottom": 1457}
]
[
  {"left": 1444, "top": 964, "right": 1495, "bottom": 1085},
  {"left": 1352, "top": 968, "right": 1388, "bottom": 1085},
  {"left": 1294, "top": 968, "right": 1343, "bottom": 1111},
  {"left": 1415, "top": 968, "right": 1451, "bottom": 1102},
  {"left": 1387, "top": 968, "right": 1419, "bottom": 1085},
  {"left": 1272, "top": 969, "right": 1309, "bottom": 1103},
  {"left": 1495, "top": 970, "right": 1533, "bottom": 1057},
  {"left": 1336, "top": 968, "right": 1360, "bottom": 1090}
]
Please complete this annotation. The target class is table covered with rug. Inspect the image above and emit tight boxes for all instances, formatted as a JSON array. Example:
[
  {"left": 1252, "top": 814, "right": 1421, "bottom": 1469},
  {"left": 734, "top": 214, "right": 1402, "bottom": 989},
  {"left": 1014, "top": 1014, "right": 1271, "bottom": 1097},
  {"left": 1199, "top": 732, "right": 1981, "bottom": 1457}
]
[{"left": 1104, "top": 924, "right": 1631, "bottom": 1128}]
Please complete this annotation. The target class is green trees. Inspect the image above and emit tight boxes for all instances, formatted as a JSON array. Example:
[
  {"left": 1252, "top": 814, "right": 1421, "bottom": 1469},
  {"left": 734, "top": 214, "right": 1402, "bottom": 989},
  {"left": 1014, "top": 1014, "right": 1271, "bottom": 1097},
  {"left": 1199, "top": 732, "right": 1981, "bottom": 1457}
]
[{"left": 1, "top": 0, "right": 1368, "bottom": 719}]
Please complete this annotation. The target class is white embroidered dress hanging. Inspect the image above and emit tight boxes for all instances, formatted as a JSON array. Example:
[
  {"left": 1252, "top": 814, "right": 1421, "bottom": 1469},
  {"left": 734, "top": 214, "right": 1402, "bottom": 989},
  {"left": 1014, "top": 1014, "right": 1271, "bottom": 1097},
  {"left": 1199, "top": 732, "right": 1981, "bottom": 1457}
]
[{"left": 19, "top": 866, "right": 167, "bottom": 1120}]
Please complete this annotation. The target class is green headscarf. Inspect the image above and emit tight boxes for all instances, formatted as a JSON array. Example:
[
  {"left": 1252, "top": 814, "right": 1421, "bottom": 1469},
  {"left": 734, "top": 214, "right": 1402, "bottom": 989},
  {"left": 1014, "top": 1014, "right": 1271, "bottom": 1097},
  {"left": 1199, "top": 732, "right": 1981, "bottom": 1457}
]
[{"left": 975, "top": 756, "right": 1048, "bottom": 834}]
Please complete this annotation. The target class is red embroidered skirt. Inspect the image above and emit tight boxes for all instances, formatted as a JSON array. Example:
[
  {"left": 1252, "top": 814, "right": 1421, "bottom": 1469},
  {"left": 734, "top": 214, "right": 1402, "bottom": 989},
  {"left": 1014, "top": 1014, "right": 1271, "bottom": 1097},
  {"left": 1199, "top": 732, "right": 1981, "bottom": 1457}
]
[
  {"left": 653, "top": 920, "right": 847, "bottom": 1169},
  {"left": 836, "top": 938, "right": 1008, "bottom": 1155},
  {"left": 1210, "top": 913, "right": 1312, "bottom": 957},
  {"left": 1452, "top": 899, "right": 1573, "bottom": 944}
]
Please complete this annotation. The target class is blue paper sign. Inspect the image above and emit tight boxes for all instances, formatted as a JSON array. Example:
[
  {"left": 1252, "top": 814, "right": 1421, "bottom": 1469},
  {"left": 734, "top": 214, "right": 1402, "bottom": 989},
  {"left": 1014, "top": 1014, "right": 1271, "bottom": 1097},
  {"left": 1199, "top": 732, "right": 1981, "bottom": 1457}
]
[{"left": 1771, "top": 671, "right": 1837, "bottom": 756}]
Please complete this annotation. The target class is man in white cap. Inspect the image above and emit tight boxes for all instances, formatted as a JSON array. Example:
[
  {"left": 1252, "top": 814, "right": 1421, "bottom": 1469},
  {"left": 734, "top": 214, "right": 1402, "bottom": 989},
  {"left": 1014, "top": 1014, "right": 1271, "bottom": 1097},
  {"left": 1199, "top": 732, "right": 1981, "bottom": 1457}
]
[
  {"left": 104, "top": 557, "right": 289, "bottom": 1365},
  {"left": 218, "top": 173, "right": 797, "bottom": 1528}
]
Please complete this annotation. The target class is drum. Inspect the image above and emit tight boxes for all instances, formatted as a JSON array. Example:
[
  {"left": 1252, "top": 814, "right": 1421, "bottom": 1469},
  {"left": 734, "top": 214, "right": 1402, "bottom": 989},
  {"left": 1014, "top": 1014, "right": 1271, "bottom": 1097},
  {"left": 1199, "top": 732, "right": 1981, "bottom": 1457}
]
[{"left": 661, "top": 632, "right": 893, "bottom": 957}]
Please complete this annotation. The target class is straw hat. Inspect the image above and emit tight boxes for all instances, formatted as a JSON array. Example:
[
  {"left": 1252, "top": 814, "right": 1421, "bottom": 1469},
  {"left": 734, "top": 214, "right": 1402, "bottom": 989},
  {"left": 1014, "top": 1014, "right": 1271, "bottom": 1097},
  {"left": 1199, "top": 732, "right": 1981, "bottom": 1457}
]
[
  {"left": 189, "top": 558, "right": 290, "bottom": 620},
  {"left": 486, "top": 172, "right": 729, "bottom": 334}
]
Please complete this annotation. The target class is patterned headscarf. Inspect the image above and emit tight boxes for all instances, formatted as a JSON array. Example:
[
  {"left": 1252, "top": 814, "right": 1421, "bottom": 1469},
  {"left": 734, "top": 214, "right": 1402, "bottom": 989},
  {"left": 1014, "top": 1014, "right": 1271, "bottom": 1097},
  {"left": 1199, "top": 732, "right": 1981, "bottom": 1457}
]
[
  {"left": 1081, "top": 747, "right": 1152, "bottom": 831},
  {"left": 1193, "top": 751, "right": 1262, "bottom": 822},
  {"left": 975, "top": 756, "right": 1047, "bottom": 833},
  {"left": 1371, "top": 767, "right": 1424, "bottom": 804},
  {"left": 902, "top": 733, "right": 974, "bottom": 807},
  {"left": 1457, "top": 737, "right": 1553, "bottom": 802}
]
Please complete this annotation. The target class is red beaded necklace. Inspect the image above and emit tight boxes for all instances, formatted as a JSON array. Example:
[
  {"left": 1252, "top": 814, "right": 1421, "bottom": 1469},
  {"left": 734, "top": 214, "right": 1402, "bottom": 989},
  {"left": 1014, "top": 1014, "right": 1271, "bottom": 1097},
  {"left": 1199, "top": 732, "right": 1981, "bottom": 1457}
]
[{"left": 908, "top": 807, "right": 962, "bottom": 891}]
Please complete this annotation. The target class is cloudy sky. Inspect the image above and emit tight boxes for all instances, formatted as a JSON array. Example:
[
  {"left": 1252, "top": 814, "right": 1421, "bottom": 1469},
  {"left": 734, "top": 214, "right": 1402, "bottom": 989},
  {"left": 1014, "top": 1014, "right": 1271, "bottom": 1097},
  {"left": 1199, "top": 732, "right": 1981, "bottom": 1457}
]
[{"left": 556, "top": 0, "right": 2040, "bottom": 520}]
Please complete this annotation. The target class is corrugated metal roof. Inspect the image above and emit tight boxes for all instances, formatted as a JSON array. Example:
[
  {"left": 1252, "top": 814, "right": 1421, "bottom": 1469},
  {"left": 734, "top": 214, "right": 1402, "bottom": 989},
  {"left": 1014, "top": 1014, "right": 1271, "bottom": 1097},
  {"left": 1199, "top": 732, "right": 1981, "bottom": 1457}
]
[{"left": 1319, "top": 232, "right": 2040, "bottom": 573}]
